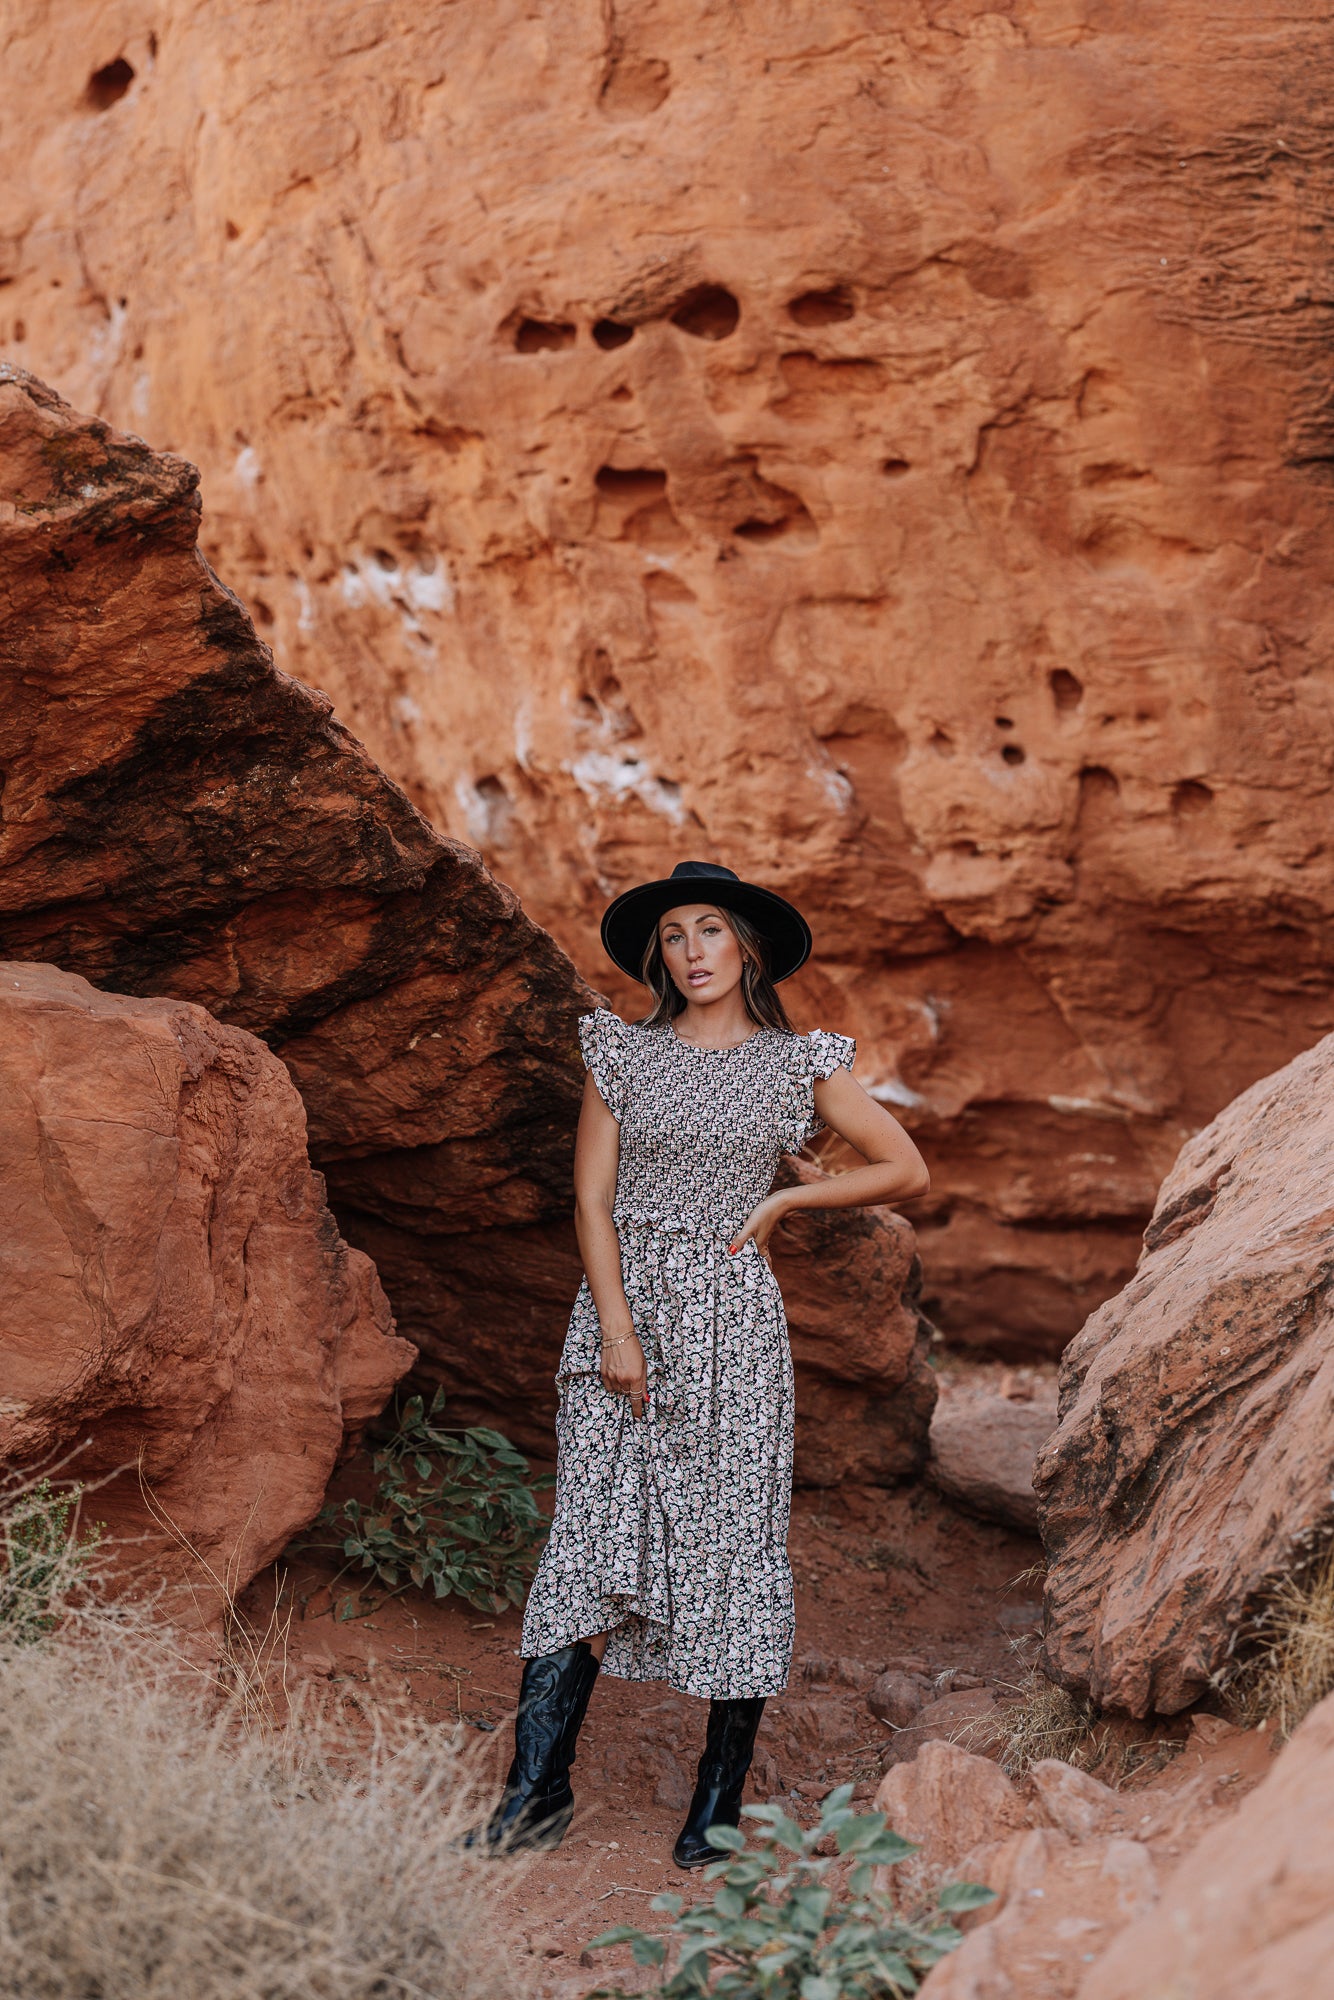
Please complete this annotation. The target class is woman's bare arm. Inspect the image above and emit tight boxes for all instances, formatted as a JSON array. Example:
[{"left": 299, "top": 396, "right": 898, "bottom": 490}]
[
  {"left": 729, "top": 1066, "right": 929, "bottom": 1254},
  {"left": 574, "top": 1074, "right": 648, "bottom": 1410}
]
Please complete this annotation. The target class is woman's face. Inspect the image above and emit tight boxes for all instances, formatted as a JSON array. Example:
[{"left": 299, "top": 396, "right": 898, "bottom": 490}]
[{"left": 658, "top": 903, "right": 744, "bottom": 1005}]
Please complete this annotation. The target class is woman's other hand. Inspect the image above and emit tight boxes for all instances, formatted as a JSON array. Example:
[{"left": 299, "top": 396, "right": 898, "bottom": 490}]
[
  {"left": 600, "top": 1326, "right": 648, "bottom": 1419},
  {"left": 728, "top": 1193, "right": 786, "bottom": 1261}
]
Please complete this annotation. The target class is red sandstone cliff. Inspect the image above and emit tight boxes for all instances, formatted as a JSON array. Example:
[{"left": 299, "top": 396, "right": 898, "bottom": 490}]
[{"left": 6, "top": 2, "right": 1334, "bottom": 1350}]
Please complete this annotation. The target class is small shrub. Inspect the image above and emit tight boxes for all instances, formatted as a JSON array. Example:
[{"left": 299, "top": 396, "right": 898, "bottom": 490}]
[
  {"left": 0, "top": 1466, "right": 527, "bottom": 2000},
  {"left": 1230, "top": 1539, "right": 1334, "bottom": 1737},
  {"left": 0, "top": 1628, "right": 527, "bottom": 2000},
  {"left": 0, "top": 1475, "right": 102, "bottom": 1642},
  {"left": 305, "top": 1389, "right": 551, "bottom": 1619},
  {"left": 585, "top": 1784, "right": 993, "bottom": 1999}
]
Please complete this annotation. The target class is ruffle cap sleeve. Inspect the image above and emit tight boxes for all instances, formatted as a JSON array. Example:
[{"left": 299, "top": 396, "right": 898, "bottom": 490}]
[
  {"left": 578, "top": 1008, "right": 630, "bottom": 1121},
  {"left": 779, "top": 1028, "right": 856, "bottom": 1153}
]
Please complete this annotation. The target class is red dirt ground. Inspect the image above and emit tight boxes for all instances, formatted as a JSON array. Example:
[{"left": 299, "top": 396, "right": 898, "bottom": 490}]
[
  {"left": 239, "top": 1372, "right": 1041, "bottom": 1992},
  {"left": 235, "top": 1357, "right": 1275, "bottom": 1998}
]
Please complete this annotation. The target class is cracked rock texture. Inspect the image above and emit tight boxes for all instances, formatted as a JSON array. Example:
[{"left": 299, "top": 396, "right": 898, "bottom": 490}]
[
  {"left": 0, "top": 369, "right": 934, "bottom": 1475},
  {"left": 9, "top": 1, "right": 1334, "bottom": 1352},
  {"left": 1036, "top": 1032, "right": 1334, "bottom": 1717},
  {"left": 0, "top": 960, "right": 414, "bottom": 1613}
]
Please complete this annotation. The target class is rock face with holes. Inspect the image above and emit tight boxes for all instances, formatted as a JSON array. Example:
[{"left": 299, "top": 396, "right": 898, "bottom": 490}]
[
  {"left": 11, "top": 5, "right": 1334, "bottom": 1352},
  {"left": 1036, "top": 1032, "right": 1334, "bottom": 1717},
  {"left": 0, "top": 960, "right": 415, "bottom": 1616}
]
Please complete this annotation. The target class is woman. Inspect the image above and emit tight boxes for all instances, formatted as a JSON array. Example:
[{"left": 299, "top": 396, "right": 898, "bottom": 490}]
[{"left": 477, "top": 860, "right": 929, "bottom": 1864}]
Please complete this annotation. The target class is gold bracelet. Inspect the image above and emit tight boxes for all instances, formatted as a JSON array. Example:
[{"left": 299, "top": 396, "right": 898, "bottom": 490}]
[{"left": 600, "top": 1333, "right": 637, "bottom": 1350}]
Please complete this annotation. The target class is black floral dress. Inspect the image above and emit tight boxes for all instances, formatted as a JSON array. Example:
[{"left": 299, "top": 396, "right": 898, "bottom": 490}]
[{"left": 519, "top": 1010, "right": 855, "bottom": 1699}]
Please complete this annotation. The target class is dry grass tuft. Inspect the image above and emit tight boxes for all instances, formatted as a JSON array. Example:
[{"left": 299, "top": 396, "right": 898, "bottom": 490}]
[
  {"left": 1230, "top": 1539, "right": 1334, "bottom": 1739},
  {"left": 954, "top": 1655, "right": 1111, "bottom": 1780},
  {"left": 0, "top": 1475, "right": 531, "bottom": 2000},
  {"left": 955, "top": 1649, "right": 1187, "bottom": 1788},
  {"left": 138, "top": 1469, "right": 298, "bottom": 1737}
]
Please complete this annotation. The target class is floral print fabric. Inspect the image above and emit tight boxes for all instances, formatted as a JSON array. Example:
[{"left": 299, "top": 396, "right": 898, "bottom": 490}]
[{"left": 519, "top": 1009, "right": 855, "bottom": 1699}]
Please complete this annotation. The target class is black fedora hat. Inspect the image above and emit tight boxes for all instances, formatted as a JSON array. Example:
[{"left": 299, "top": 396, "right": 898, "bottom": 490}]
[{"left": 600, "top": 860, "right": 812, "bottom": 983}]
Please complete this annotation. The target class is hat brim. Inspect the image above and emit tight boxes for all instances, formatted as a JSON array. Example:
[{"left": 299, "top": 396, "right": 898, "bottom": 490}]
[{"left": 600, "top": 876, "right": 812, "bottom": 983}]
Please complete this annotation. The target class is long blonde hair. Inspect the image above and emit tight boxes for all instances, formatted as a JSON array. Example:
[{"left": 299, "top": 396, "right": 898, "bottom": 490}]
[{"left": 638, "top": 907, "right": 795, "bottom": 1032}]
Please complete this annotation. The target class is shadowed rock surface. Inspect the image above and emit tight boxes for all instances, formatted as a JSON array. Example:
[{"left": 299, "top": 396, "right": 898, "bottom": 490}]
[
  {"left": 0, "top": 960, "right": 414, "bottom": 1612},
  {"left": 270, "top": 1088, "right": 940, "bottom": 1481},
  {"left": 771, "top": 1156, "right": 937, "bottom": 1486},
  {"left": 12, "top": 3, "right": 1334, "bottom": 1353},
  {"left": 0, "top": 364, "right": 592, "bottom": 1428},
  {"left": 1036, "top": 1032, "right": 1334, "bottom": 1716}
]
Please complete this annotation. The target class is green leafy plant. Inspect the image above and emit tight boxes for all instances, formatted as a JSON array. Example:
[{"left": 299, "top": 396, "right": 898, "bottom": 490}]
[
  {"left": 586, "top": 1785, "right": 994, "bottom": 1999},
  {"left": 307, "top": 1390, "right": 552, "bottom": 1619},
  {"left": 0, "top": 1476, "right": 102, "bottom": 1643}
]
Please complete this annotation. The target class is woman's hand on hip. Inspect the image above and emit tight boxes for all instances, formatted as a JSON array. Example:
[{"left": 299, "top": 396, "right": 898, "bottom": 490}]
[
  {"left": 729, "top": 1193, "right": 787, "bottom": 1261},
  {"left": 600, "top": 1326, "right": 648, "bottom": 1419}
]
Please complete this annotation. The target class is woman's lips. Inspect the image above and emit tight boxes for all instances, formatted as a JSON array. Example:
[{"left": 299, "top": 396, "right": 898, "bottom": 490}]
[{"left": 688, "top": 970, "right": 711, "bottom": 984}]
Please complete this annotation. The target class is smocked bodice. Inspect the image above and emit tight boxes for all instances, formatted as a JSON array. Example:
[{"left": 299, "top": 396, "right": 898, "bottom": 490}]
[{"left": 579, "top": 1009, "right": 854, "bottom": 1240}]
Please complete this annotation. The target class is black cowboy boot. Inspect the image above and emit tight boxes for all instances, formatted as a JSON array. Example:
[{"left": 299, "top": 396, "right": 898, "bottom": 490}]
[
  {"left": 673, "top": 1696, "right": 766, "bottom": 1869},
  {"left": 468, "top": 1641, "right": 600, "bottom": 1852}
]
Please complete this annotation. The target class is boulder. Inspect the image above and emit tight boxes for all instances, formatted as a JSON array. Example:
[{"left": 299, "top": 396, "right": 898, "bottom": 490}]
[
  {"left": 0, "top": 961, "right": 414, "bottom": 1613},
  {"left": 880, "top": 1689, "right": 998, "bottom": 1771},
  {"left": 0, "top": 366, "right": 592, "bottom": 1445},
  {"left": 929, "top": 1379, "right": 1058, "bottom": 1532},
  {"left": 919, "top": 1829, "right": 1158, "bottom": 2000},
  {"left": 1079, "top": 1690, "right": 1334, "bottom": 2000},
  {"left": 1036, "top": 1033, "right": 1334, "bottom": 1716},
  {"left": 772, "top": 1156, "right": 936, "bottom": 1485},
  {"left": 868, "top": 1670, "right": 930, "bottom": 1730},
  {"left": 875, "top": 1740, "right": 1028, "bottom": 1897},
  {"left": 12, "top": 7, "right": 1334, "bottom": 1356},
  {"left": 875, "top": 1744, "right": 1156, "bottom": 1997}
]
